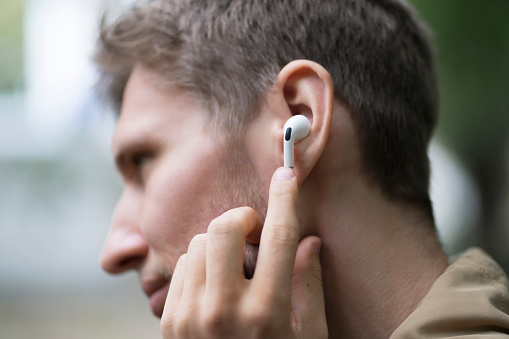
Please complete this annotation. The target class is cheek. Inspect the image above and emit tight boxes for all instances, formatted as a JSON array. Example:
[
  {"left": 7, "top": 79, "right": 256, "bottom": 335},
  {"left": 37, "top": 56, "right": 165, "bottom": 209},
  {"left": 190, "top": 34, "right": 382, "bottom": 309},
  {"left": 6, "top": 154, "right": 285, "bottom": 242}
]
[{"left": 139, "top": 143, "right": 230, "bottom": 257}]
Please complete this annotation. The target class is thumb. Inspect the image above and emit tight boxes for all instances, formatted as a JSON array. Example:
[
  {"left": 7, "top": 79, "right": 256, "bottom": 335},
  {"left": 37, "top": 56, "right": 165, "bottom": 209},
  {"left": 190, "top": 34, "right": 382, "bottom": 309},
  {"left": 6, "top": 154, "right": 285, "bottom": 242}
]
[{"left": 290, "top": 236, "right": 328, "bottom": 338}]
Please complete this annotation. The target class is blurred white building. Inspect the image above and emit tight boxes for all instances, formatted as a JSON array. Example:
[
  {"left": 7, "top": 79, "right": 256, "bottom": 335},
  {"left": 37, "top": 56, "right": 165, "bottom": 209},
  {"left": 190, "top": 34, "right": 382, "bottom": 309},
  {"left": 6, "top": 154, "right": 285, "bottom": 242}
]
[{"left": 0, "top": 1, "right": 160, "bottom": 338}]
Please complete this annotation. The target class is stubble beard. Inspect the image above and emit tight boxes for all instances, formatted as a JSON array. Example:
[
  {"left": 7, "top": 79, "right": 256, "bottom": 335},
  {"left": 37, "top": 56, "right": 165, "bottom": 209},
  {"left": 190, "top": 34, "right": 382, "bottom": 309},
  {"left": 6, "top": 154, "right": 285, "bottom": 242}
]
[
  {"left": 213, "top": 137, "right": 267, "bottom": 279},
  {"left": 153, "top": 136, "right": 267, "bottom": 285}
]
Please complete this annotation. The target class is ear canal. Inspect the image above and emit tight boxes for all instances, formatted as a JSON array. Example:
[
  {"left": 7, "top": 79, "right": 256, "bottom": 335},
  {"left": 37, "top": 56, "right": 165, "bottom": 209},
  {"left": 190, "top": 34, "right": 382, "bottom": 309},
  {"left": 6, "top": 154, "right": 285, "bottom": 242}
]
[{"left": 283, "top": 115, "right": 311, "bottom": 168}]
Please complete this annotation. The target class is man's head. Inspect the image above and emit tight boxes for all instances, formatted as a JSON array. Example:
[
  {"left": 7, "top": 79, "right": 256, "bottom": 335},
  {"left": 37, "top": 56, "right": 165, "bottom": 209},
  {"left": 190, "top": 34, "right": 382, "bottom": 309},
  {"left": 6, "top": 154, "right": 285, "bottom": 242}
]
[
  {"left": 97, "top": 0, "right": 438, "bottom": 317},
  {"left": 96, "top": 0, "right": 437, "bottom": 216}
]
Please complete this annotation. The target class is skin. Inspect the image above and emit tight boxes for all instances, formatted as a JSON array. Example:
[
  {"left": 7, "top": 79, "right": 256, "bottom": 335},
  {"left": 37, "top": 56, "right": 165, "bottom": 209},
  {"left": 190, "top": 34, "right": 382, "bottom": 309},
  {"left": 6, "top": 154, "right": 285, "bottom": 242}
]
[
  {"left": 101, "top": 61, "right": 449, "bottom": 338},
  {"left": 102, "top": 65, "right": 266, "bottom": 318}
]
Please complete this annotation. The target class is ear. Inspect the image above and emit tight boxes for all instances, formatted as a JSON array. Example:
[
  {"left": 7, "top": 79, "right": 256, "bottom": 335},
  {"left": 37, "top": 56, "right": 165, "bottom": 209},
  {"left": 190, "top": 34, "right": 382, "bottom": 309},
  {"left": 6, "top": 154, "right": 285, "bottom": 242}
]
[{"left": 273, "top": 60, "right": 334, "bottom": 182}]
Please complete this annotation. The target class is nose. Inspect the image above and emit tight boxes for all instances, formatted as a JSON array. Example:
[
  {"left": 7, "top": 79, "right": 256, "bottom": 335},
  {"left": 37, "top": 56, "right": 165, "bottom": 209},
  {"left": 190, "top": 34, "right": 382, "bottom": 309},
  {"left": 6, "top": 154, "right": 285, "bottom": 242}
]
[{"left": 101, "top": 191, "right": 148, "bottom": 274}]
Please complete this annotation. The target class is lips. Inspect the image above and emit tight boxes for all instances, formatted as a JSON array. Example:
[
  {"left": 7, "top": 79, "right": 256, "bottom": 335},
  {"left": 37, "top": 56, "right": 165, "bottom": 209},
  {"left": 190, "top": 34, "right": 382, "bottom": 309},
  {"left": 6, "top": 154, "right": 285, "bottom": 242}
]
[{"left": 142, "top": 277, "right": 170, "bottom": 318}]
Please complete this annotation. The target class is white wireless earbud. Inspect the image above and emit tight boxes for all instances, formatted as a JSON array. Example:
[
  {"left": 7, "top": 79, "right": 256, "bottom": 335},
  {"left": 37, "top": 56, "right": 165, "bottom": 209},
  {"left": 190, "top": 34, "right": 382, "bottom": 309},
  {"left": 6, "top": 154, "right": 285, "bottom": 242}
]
[{"left": 283, "top": 115, "right": 311, "bottom": 168}]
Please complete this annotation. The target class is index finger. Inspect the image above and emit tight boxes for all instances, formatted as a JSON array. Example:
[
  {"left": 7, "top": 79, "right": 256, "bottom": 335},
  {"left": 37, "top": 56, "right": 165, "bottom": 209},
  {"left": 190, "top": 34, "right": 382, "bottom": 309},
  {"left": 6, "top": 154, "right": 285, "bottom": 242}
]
[{"left": 251, "top": 167, "right": 299, "bottom": 302}]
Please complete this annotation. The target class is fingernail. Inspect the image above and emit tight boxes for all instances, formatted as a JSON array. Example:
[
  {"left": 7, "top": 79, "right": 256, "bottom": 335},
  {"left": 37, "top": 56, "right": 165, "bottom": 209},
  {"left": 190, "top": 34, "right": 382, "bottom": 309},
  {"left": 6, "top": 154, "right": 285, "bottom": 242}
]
[{"left": 274, "top": 167, "right": 295, "bottom": 180}]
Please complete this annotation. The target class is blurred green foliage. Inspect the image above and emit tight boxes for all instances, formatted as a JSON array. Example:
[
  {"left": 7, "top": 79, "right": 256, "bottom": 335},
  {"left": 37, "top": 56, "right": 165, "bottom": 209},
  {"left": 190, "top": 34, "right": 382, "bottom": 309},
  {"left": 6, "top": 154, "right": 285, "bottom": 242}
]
[
  {"left": 409, "top": 0, "right": 509, "bottom": 263},
  {"left": 0, "top": 0, "right": 24, "bottom": 92},
  {"left": 409, "top": 0, "right": 509, "bottom": 159}
]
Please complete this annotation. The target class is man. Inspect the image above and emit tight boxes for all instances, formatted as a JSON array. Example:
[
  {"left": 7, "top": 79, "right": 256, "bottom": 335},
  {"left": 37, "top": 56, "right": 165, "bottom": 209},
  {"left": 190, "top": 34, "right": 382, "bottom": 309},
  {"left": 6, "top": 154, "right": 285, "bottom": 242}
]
[{"left": 96, "top": 0, "right": 509, "bottom": 338}]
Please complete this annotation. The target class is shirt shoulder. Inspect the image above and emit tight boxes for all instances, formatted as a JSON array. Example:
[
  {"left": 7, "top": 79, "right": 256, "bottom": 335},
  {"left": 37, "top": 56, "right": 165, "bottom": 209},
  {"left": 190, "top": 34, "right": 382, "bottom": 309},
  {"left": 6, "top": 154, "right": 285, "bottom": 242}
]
[{"left": 390, "top": 247, "right": 509, "bottom": 339}]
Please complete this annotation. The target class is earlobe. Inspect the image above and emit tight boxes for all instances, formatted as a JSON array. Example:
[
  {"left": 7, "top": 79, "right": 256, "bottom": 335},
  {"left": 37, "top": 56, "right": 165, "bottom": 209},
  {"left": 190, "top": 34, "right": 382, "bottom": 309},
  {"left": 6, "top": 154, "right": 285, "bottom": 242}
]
[{"left": 275, "top": 60, "right": 334, "bottom": 182}]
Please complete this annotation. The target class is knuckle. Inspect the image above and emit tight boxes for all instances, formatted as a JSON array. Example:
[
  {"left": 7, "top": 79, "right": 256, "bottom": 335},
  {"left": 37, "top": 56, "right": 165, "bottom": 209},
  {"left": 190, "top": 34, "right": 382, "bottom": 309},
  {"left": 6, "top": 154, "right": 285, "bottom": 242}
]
[
  {"left": 208, "top": 207, "right": 254, "bottom": 236},
  {"left": 177, "top": 253, "right": 187, "bottom": 267},
  {"left": 308, "top": 264, "right": 324, "bottom": 284},
  {"left": 291, "top": 272, "right": 307, "bottom": 290},
  {"left": 201, "top": 304, "right": 234, "bottom": 334},
  {"left": 238, "top": 206, "right": 259, "bottom": 221},
  {"left": 187, "top": 233, "right": 207, "bottom": 252},
  {"left": 244, "top": 303, "right": 277, "bottom": 329},
  {"left": 266, "top": 223, "right": 298, "bottom": 244},
  {"left": 173, "top": 308, "right": 194, "bottom": 336},
  {"left": 174, "top": 318, "right": 189, "bottom": 337},
  {"left": 296, "top": 257, "right": 323, "bottom": 284},
  {"left": 208, "top": 218, "right": 237, "bottom": 237},
  {"left": 187, "top": 234, "right": 207, "bottom": 256},
  {"left": 173, "top": 253, "right": 188, "bottom": 275},
  {"left": 272, "top": 184, "right": 298, "bottom": 201},
  {"left": 292, "top": 266, "right": 323, "bottom": 292}
]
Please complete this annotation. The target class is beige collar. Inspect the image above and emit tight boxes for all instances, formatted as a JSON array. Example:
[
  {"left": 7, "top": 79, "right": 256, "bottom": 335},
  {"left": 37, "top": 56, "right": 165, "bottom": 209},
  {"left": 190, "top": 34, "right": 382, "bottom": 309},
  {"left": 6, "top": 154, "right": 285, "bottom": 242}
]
[{"left": 390, "top": 248, "right": 509, "bottom": 338}]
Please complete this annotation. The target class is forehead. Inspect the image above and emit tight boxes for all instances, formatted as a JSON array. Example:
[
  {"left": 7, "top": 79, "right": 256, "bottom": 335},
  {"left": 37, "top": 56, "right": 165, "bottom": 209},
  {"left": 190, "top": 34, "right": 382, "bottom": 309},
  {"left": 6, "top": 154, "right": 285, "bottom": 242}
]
[{"left": 112, "top": 65, "right": 210, "bottom": 153}]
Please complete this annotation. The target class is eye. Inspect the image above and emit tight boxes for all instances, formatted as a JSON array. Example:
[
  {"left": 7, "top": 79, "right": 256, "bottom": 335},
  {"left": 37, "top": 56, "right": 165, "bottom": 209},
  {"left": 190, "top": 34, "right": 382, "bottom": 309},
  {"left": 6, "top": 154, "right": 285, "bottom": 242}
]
[{"left": 131, "top": 152, "right": 153, "bottom": 170}]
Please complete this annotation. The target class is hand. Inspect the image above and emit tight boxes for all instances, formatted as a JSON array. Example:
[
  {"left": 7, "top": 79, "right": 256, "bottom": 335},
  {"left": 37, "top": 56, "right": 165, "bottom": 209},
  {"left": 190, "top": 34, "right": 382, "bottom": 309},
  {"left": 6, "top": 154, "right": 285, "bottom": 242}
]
[{"left": 161, "top": 167, "right": 328, "bottom": 339}]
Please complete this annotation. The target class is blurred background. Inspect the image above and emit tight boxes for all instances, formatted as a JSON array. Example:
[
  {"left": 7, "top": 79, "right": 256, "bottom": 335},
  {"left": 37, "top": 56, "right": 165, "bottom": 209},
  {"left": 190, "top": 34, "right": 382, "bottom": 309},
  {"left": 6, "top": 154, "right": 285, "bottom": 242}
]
[{"left": 0, "top": 0, "right": 508, "bottom": 338}]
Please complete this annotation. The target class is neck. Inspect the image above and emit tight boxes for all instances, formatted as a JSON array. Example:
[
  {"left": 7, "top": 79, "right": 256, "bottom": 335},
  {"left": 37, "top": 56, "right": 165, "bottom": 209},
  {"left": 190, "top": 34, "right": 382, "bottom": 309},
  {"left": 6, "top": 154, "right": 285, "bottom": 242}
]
[{"left": 300, "top": 175, "right": 448, "bottom": 338}]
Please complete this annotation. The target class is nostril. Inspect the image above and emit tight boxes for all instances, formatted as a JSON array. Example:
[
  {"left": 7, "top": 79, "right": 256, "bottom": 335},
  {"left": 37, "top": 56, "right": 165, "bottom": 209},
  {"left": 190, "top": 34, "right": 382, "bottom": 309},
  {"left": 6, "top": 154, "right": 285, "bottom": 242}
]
[
  {"left": 118, "top": 256, "right": 144, "bottom": 271},
  {"left": 101, "top": 232, "right": 149, "bottom": 274}
]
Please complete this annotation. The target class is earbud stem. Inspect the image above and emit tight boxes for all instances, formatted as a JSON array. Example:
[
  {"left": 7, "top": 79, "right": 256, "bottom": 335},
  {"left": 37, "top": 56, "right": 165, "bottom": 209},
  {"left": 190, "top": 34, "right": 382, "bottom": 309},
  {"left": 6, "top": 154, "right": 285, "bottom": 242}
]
[{"left": 284, "top": 138, "right": 295, "bottom": 168}]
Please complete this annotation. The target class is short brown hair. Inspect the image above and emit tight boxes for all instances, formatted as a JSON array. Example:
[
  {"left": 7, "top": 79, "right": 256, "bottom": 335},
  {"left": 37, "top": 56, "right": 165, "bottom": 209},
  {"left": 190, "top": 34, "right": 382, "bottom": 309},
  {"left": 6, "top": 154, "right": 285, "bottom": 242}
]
[{"left": 95, "top": 0, "right": 438, "bottom": 218}]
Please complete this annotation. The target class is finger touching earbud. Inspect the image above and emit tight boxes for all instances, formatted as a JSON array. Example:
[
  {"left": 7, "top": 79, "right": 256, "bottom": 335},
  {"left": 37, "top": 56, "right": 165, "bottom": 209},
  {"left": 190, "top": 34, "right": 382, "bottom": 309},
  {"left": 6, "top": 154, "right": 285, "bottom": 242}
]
[{"left": 283, "top": 115, "right": 311, "bottom": 168}]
